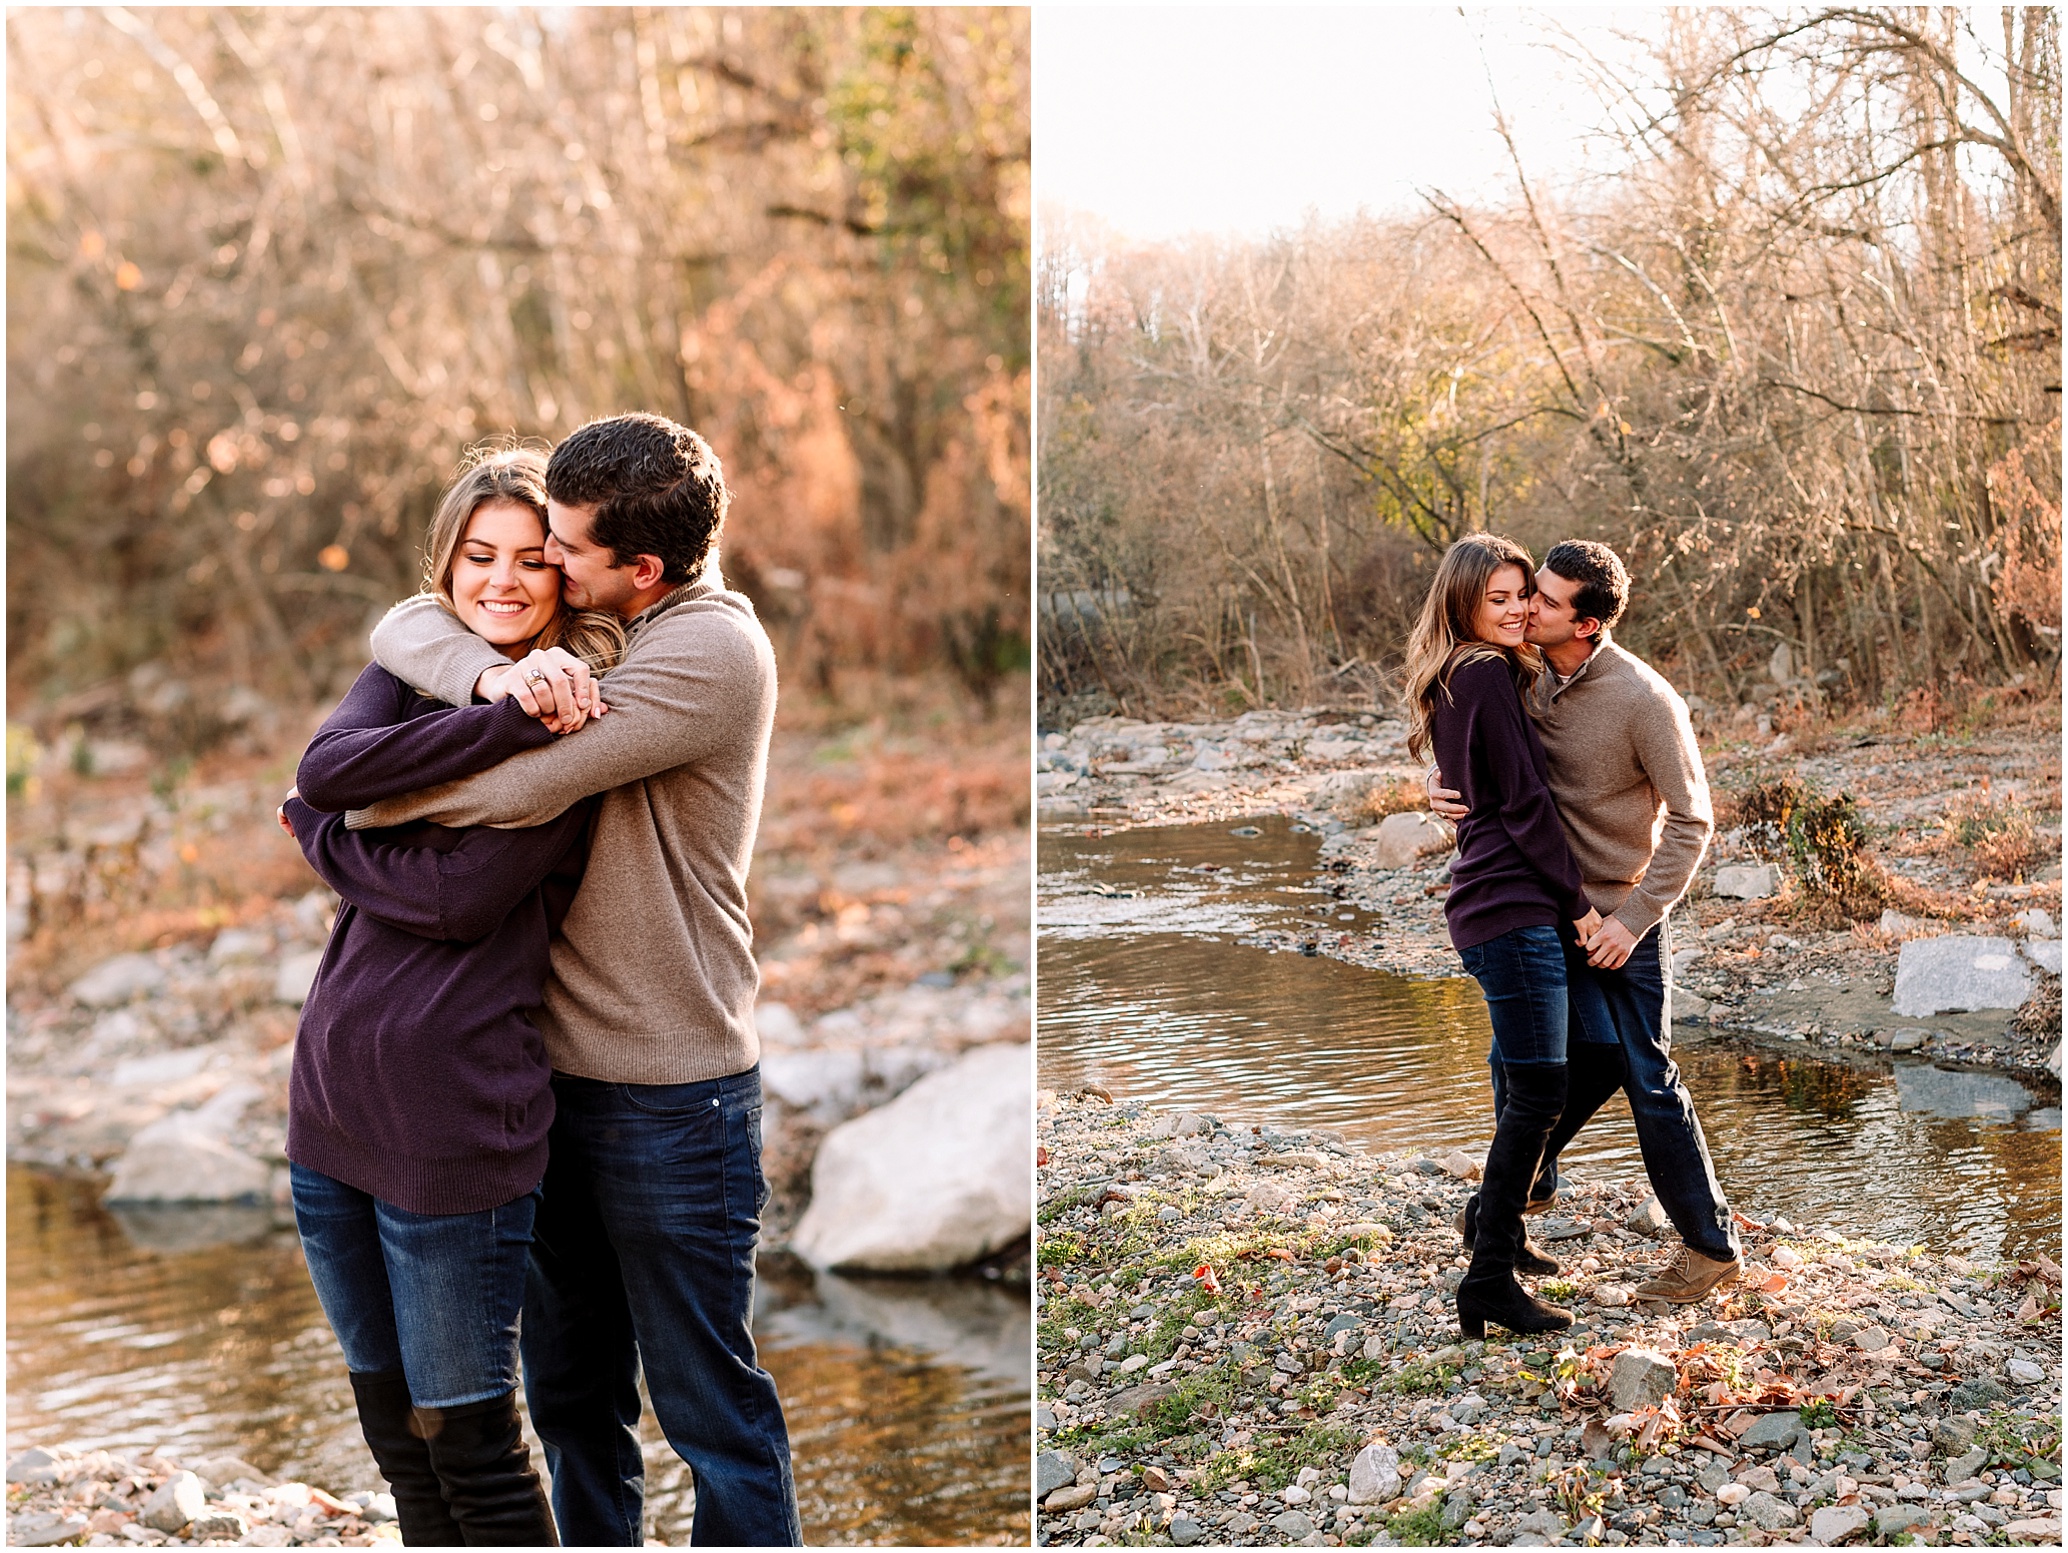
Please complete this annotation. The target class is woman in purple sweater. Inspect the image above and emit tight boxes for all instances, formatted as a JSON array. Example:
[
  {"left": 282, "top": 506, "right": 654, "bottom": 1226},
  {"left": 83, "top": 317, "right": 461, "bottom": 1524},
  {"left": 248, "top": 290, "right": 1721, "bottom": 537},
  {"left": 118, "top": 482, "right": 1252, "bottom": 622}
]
[
  {"left": 276, "top": 448, "right": 620, "bottom": 1545},
  {"left": 1405, "top": 534, "right": 1602, "bottom": 1339}
]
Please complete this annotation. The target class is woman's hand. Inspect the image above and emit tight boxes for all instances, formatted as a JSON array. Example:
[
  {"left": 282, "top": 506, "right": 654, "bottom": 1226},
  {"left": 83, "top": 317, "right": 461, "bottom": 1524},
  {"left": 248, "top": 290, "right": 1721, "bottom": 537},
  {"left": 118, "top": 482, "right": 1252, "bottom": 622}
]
[
  {"left": 476, "top": 647, "right": 610, "bottom": 734},
  {"left": 1572, "top": 907, "right": 1603, "bottom": 944},
  {"left": 277, "top": 787, "right": 298, "bottom": 838}
]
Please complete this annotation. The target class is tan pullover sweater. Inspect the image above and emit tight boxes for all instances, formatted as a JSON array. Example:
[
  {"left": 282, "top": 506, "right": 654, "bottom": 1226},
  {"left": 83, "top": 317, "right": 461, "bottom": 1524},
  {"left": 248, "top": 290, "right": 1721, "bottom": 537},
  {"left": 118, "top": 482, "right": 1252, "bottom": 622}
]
[
  {"left": 1524, "top": 629, "right": 1713, "bottom": 938},
  {"left": 346, "top": 577, "right": 777, "bottom": 1085}
]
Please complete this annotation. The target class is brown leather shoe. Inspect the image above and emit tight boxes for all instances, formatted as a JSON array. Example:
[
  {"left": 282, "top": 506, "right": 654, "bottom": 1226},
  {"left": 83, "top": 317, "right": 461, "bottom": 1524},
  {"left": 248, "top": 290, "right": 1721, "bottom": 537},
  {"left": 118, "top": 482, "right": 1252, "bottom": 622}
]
[{"left": 1634, "top": 1245, "right": 1742, "bottom": 1304}]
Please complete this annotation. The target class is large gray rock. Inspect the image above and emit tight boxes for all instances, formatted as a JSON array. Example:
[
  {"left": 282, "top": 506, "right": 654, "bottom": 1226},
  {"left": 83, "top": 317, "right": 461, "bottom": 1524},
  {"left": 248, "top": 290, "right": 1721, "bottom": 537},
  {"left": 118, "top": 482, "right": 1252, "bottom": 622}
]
[
  {"left": 274, "top": 948, "right": 326, "bottom": 1005},
  {"left": 1739, "top": 1410, "right": 1801, "bottom": 1449},
  {"left": 1740, "top": 1490, "right": 1798, "bottom": 1530},
  {"left": 1713, "top": 864, "right": 1777, "bottom": 899},
  {"left": 69, "top": 952, "right": 167, "bottom": 1008},
  {"left": 10, "top": 1513, "right": 89, "bottom": 1547},
  {"left": 1035, "top": 1450, "right": 1078, "bottom": 1499},
  {"left": 1892, "top": 936, "right": 2032, "bottom": 1016},
  {"left": 1608, "top": 1348, "right": 1677, "bottom": 1411},
  {"left": 790, "top": 1043, "right": 1028, "bottom": 1272},
  {"left": 102, "top": 1111, "right": 270, "bottom": 1204},
  {"left": 1809, "top": 1504, "right": 1871, "bottom": 1544},
  {"left": 1373, "top": 811, "right": 1453, "bottom": 870},
  {"left": 1873, "top": 1503, "right": 1931, "bottom": 1537},
  {"left": 1347, "top": 1442, "right": 1400, "bottom": 1504},
  {"left": 141, "top": 1470, "right": 207, "bottom": 1533},
  {"left": 2024, "top": 940, "right": 2062, "bottom": 975}
]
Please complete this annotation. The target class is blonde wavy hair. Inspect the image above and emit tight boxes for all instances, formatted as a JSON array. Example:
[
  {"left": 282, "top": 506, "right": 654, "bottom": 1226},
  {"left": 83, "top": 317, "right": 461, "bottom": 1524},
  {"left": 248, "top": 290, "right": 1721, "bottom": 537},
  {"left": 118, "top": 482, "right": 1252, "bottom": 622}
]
[
  {"left": 1403, "top": 533, "right": 1546, "bottom": 761},
  {"left": 422, "top": 443, "right": 626, "bottom": 672}
]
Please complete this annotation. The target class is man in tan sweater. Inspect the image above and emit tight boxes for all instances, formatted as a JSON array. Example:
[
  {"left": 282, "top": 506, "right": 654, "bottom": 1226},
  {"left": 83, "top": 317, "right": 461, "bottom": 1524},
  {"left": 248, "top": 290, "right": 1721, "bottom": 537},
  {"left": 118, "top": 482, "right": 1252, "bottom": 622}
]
[
  {"left": 1434, "top": 539, "right": 1741, "bottom": 1304},
  {"left": 349, "top": 415, "right": 799, "bottom": 1546}
]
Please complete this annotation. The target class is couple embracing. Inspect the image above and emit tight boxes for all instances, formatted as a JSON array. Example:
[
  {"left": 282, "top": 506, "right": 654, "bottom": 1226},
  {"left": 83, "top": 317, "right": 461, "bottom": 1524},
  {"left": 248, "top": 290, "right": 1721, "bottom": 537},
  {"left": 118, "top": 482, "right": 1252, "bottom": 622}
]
[
  {"left": 1407, "top": 534, "right": 1742, "bottom": 1341},
  {"left": 276, "top": 415, "right": 801, "bottom": 1546}
]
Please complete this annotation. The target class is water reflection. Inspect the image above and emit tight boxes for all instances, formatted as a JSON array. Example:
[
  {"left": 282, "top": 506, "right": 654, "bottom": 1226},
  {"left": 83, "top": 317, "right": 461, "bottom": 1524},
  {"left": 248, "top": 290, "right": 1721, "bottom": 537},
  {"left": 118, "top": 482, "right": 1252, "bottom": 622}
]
[
  {"left": 5, "top": 1167, "right": 1028, "bottom": 1546},
  {"left": 1038, "top": 821, "right": 2061, "bottom": 1264}
]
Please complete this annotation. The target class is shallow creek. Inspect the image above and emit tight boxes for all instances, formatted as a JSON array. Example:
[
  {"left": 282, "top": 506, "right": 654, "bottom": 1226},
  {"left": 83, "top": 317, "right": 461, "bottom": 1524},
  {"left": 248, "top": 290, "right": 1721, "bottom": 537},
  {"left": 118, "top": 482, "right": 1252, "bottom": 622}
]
[
  {"left": 5, "top": 1165, "right": 1030, "bottom": 1546},
  {"left": 1039, "top": 817, "right": 2061, "bottom": 1263}
]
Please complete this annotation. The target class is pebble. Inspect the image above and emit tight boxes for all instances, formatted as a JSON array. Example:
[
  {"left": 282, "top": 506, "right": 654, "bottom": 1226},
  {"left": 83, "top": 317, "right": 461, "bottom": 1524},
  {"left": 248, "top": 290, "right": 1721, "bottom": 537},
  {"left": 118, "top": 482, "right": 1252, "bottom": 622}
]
[
  {"left": 2, "top": 1446, "right": 393, "bottom": 1549},
  {"left": 1037, "top": 1094, "right": 2064, "bottom": 1547}
]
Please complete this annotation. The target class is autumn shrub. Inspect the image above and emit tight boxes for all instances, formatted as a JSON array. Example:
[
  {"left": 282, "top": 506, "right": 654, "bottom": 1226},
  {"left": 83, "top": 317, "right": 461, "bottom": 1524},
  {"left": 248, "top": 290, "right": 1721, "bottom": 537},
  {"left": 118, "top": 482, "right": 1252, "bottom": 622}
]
[
  {"left": 1345, "top": 776, "right": 1427, "bottom": 826},
  {"left": 1943, "top": 789, "right": 2042, "bottom": 883}
]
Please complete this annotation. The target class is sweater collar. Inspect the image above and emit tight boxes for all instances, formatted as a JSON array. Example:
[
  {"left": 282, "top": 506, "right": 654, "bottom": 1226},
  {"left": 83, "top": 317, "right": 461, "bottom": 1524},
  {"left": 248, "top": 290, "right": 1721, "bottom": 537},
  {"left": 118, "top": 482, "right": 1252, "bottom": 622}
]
[
  {"left": 1545, "top": 627, "right": 1613, "bottom": 701},
  {"left": 626, "top": 558, "right": 723, "bottom": 637}
]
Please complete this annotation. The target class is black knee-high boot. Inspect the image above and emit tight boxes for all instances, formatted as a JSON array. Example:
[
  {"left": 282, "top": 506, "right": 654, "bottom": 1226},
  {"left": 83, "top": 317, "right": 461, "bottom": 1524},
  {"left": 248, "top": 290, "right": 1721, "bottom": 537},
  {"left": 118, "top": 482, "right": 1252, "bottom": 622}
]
[
  {"left": 417, "top": 1391, "right": 559, "bottom": 1546},
  {"left": 348, "top": 1369, "right": 465, "bottom": 1547},
  {"left": 1458, "top": 1039, "right": 1631, "bottom": 1269},
  {"left": 1530, "top": 1039, "right": 1628, "bottom": 1202},
  {"left": 1456, "top": 1061, "right": 1574, "bottom": 1339}
]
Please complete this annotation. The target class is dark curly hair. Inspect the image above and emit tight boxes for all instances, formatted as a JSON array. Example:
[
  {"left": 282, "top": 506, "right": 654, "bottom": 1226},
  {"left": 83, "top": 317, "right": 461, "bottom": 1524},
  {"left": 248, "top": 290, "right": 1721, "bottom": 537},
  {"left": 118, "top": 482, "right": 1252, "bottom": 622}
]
[{"left": 545, "top": 413, "right": 729, "bottom": 584}]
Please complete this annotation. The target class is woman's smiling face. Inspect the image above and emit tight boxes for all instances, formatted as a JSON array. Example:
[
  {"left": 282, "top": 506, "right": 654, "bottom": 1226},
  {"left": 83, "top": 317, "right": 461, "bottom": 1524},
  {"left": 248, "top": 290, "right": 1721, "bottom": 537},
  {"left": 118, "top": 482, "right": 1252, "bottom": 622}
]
[
  {"left": 1472, "top": 562, "right": 1532, "bottom": 647},
  {"left": 449, "top": 499, "right": 561, "bottom": 654}
]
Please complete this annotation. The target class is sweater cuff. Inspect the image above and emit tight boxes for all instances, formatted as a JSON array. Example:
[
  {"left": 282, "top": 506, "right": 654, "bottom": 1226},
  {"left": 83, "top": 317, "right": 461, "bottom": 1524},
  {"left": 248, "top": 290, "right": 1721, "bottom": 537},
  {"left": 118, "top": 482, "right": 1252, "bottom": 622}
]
[{"left": 1611, "top": 897, "right": 1663, "bottom": 939}]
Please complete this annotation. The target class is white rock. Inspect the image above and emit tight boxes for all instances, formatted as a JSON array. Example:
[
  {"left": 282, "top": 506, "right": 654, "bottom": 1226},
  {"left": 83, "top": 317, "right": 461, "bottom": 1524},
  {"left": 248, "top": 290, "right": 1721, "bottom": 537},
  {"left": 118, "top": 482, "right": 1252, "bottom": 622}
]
[
  {"left": 1608, "top": 1347, "right": 1677, "bottom": 1411},
  {"left": 1892, "top": 936, "right": 2032, "bottom": 1016},
  {"left": 2006, "top": 1356, "right": 2046, "bottom": 1385},
  {"left": 2023, "top": 940, "right": 2062, "bottom": 976},
  {"left": 1713, "top": 864, "right": 1777, "bottom": 900},
  {"left": 789, "top": 1043, "right": 1029, "bottom": 1272},
  {"left": 1347, "top": 1443, "right": 1401, "bottom": 1504},
  {"left": 1374, "top": 811, "right": 1454, "bottom": 870},
  {"left": 68, "top": 952, "right": 168, "bottom": 1008},
  {"left": 103, "top": 1114, "right": 271, "bottom": 1204},
  {"left": 207, "top": 928, "right": 271, "bottom": 967},
  {"left": 1715, "top": 1482, "right": 1751, "bottom": 1506},
  {"left": 2011, "top": 909, "right": 2058, "bottom": 939},
  {"left": 141, "top": 1471, "right": 207, "bottom": 1533},
  {"left": 1810, "top": 1504, "right": 1871, "bottom": 1544},
  {"left": 754, "top": 1001, "right": 805, "bottom": 1047},
  {"left": 760, "top": 1047, "right": 866, "bottom": 1116},
  {"left": 274, "top": 948, "right": 326, "bottom": 1005}
]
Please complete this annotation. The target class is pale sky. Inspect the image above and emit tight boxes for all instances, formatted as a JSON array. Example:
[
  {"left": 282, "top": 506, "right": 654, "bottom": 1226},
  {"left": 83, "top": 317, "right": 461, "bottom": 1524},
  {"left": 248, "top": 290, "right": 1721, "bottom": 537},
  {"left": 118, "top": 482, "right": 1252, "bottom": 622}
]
[{"left": 1036, "top": 7, "right": 1664, "bottom": 240}]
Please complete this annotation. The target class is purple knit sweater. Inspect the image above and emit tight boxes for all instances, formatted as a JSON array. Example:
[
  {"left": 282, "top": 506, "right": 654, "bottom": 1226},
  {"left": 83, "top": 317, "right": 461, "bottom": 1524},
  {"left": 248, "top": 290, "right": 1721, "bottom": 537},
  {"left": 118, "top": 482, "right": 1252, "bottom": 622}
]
[
  {"left": 1428, "top": 652, "right": 1594, "bottom": 951},
  {"left": 283, "top": 664, "right": 591, "bottom": 1215}
]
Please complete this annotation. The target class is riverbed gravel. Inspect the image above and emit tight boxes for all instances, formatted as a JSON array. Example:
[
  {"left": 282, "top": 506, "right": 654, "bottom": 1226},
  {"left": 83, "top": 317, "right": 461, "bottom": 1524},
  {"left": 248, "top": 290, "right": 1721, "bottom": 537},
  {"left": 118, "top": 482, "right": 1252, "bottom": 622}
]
[
  {"left": 1036, "top": 1093, "right": 2064, "bottom": 1547},
  {"left": 5, "top": 1446, "right": 395, "bottom": 1547}
]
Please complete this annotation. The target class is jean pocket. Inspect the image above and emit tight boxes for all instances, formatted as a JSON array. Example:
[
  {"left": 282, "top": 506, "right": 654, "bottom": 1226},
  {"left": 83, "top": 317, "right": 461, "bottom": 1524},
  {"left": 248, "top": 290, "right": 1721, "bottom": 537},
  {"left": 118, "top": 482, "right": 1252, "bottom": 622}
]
[
  {"left": 617, "top": 1081, "right": 723, "bottom": 1118},
  {"left": 744, "top": 1102, "right": 769, "bottom": 1215}
]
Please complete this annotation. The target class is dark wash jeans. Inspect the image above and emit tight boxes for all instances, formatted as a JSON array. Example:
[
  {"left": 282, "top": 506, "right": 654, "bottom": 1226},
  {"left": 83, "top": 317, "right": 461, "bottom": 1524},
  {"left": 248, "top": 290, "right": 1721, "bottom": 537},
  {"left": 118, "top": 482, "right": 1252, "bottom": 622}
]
[
  {"left": 291, "top": 1164, "right": 538, "bottom": 1408},
  {"left": 520, "top": 1065, "right": 801, "bottom": 1548},
  {"left": 1458, "top": 923, "right": 1572, "bottom": 1068},
  {"left": 1491, "top": 918, "right": 1739, "bottom": 1261}
]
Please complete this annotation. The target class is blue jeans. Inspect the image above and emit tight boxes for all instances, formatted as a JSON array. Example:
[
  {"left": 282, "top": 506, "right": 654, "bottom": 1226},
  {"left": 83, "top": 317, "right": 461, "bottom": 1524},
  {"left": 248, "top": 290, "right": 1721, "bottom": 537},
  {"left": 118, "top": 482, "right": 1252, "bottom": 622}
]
[
  {"left": 1557, "top": 918, "right": 1740, "bottom": 1260},
  {"left": 520, "top": 1066, "right": 800, "bottom": 1547},
  {"left": 1458, "top": 923, "right": 1571, "bottom": 1068},
  {"left": 291, "top": 1164, "right": 539, "bottom": 1408}
]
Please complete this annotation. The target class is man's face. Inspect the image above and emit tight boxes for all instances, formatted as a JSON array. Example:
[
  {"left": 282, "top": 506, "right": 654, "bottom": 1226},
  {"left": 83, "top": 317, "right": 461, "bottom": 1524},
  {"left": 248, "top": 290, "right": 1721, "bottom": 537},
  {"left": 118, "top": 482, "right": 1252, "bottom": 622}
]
[
  {"left": 545, "top": 500, "right": 642, "bottom": 617},
  {"left": 1527, "top": 567, "right": 1596, "bottom": 649}
]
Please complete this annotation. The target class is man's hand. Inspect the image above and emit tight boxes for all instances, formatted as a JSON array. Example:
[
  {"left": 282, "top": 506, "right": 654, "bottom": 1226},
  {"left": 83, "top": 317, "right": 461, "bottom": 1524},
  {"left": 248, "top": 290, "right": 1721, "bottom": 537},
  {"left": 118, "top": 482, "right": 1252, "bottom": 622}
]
[
  {"left": 1584, "top": 916, "right": 1639, "bottom": 969},
  {"left": 277, "top": 787, "right": 298, "bottom": 838},
  {"left": 1426, "top": 765, "right": 1469, "bottom": 822},
  {"left": 476, "top": 648, "right": 609, "bottom": 734}
]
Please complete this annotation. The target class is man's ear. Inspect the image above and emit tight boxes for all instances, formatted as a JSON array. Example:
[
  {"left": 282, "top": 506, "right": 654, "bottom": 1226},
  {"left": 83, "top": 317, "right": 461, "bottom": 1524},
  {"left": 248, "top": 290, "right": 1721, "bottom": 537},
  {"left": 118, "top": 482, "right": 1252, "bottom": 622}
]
[
  {"left": 631, "top": 554, "right": 668, "bottom": 590},
  {"left": 1575, "top": 616, "right": 1603, "bottom": 643}
]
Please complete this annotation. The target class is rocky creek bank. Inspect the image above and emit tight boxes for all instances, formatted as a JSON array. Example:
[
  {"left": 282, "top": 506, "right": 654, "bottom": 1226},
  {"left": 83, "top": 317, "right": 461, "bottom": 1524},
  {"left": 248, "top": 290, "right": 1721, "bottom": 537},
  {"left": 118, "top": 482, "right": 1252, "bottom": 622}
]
[
  {"left": 6, "top": 1445, "right": 395, "bottom": 1548},
  {"left": 1036, "top": 1094, "right": 2064, "bottom": 1547},
  {"left": 7, "top": 909, "right": 1029, "bottom": 1272},
  {"left": 1037, "top": 709, "right": 2061, "bottom": 1079}
]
